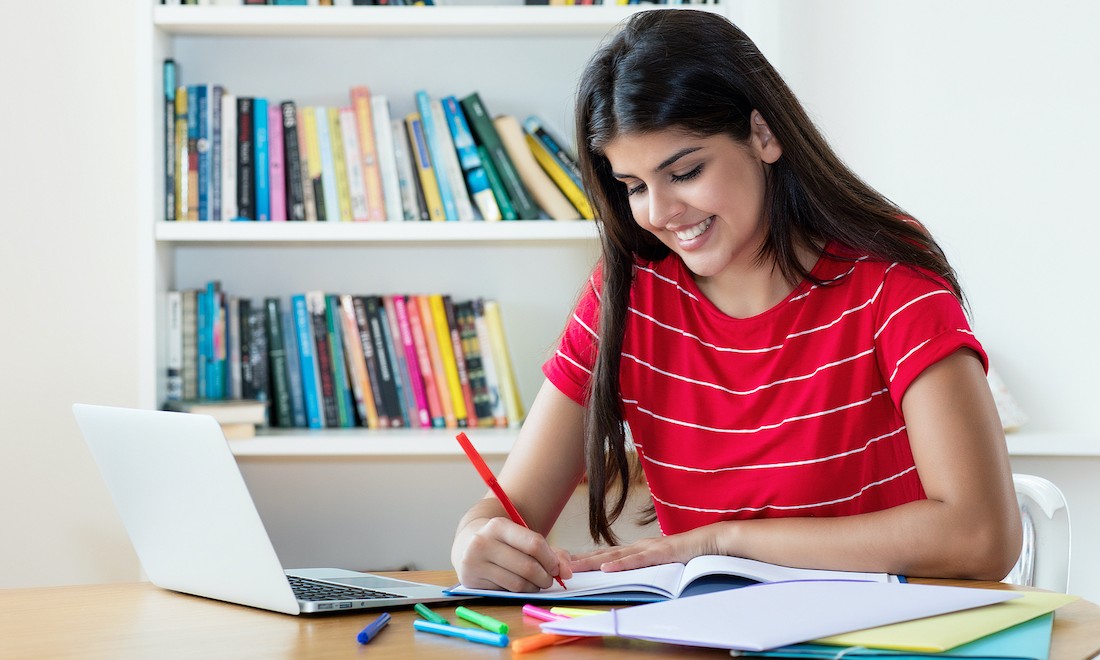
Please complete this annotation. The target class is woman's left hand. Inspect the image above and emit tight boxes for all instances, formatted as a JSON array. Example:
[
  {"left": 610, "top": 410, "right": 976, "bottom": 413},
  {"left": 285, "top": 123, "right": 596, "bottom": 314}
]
[{"left": 568, "top": 525, "right": 722, "bottom": 573}]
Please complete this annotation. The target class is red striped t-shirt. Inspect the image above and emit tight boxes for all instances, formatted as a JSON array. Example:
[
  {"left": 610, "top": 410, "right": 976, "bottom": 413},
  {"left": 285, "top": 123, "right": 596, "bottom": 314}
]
[{"left": 542, "top": 243, "right": 987, "bottom": 535}]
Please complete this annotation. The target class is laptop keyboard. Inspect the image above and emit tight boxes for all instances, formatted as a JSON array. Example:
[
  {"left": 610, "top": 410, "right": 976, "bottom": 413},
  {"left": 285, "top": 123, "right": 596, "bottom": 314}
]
[{"left": 287, "top": 574, "right": 403, "bottom": 602}]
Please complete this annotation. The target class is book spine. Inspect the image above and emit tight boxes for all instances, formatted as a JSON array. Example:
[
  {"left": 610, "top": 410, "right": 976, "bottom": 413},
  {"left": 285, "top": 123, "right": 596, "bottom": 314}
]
[
  {"left": 371, "top": 95, "right": 405, "bottom": 223},
  {"left": 220, "top": 91, "right": 238, "bottom": 220},
  {"left": 483, "top": 299, "right": 525, "bottom": 426},
  {"left": 210, "top": 85, "right": 223, "bottom": 221},
  {"left": 338, "top": 106, "right": 370, "bottom": 222},
  {"left": 163, "top": 60, "right": 176, "bottom": 221},
  {"left": 405, "top": 113, "right": 445, "bottom": 222},
  {"left": 366, "top": 296, "right": 404, "bottom": 427},
  {"left": 197, "top": 289, "right": 208, "bottom": 399},
  {"left": 325, "top": 294, "right": 355, "bottom": 427},
  {"left": 444, "top": 295, "right": 479, "bottom": 428},
  {"left": 349, "top": 86, "right": 387, "bottom": 222},
  {"left": 338, "top": 294, "right": 379, "bottom": 429},
  {"left": 246, "top": 302, "right": 270, "bottom": 409},
  {"left": 306, "top": 290, "right": 338, "bottom": 427},
  {"left": 174, "top": 86, "right": 189, "bottom": 221},
  {"left": 352, "top": 295, "right": 390, "bottom": 428},
  {"left": 429, "top": 293, "right": 468, "bottom": 427},
  {"left": 524, "top": 116, "right": 583, "bottom": 188},
  {"left": 196, "top": 85, "right": 211, "bottom": 221},
  {"left": 455, "top": 300, "right": 494, "bottom": 425},
  {"left": 477, "top": 145, "right": 516, "bottom": 221},
  {"left": 166, "top": 290, "right": 183, "bottom": 401},
  {"left": 494, "top": 114, "right": 578, "bottom": 220},
  {"left": 280, "top": 101, "right": 306, "bottom": 221},
  {"left": 392, "top": 295, "right": 432, "bottom": 428},
  {"left": 291, "top": 294, "right": 324, "bottom": 429},
  {"left": 236, "top": 97, "right": 254, "bottom": 220},
  {"left": 314, "top": 106, "right": 341, "bottom": 224},
  {"left": 382, "top": 295, "right": 420, "bottom": 428},
  {"left": 253, "top": 98, "right": 270, "bottom": 221},
  {"left": 280, "top": 306, "right": 307, "bottom": 427},
  {"left": 429, "top": 97, "right": 476, "bottom": 221},
  {"left": 326, "top": 107, "right": 353, "bottom": 222},
  {"left": 186, "top": 86, "right": 200, "bottom": 221},
  {"left": 264, "top": 297, "right": 294, "bottom": 427},
  {"left": 377, "top": 299, "right": 411, "bottom": 427},
  {"left": 460, "top": 92, "right": 539, "bottom": 219},
  {"left": 414, "top": 91, "right": 459, "bottom": 221},
  {"left": 299, "top": 107, "right": 322, "bottom": 222},
  {"left": 406, "top": 295, "right": 445, "bottom": 428},
  {"left": 443, "top": 96, "right": 501, "bottom": 222},
  {"left": 181, "top": 289, "right": 199, "bottom": 401},
  {"left": 417, "top": 294, "right": 455, "bottom": 428},
  {"left": 390, "top": 119, "right": 424, "bottom": 221},
  {"left": 228, "top": 296, "right": 243, "bottom": 399},
  {"left": 473, "top": 298, "right": 507, "bottom": 427},
  {"left": 267, "top": 102, "right": 286, "bottom": 221},
  {"left": 525, "top": 132, "right": 594, "bottom": 219}
]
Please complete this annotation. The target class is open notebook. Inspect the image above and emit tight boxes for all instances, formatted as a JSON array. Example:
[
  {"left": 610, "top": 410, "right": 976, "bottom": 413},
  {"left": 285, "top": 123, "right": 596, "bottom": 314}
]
[{"left": 448, "top": 554, "right": 900, "bottom": 602}]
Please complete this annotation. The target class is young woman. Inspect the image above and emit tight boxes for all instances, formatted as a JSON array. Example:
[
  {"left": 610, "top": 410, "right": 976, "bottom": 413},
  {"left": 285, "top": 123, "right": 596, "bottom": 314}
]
[{"left": 451, "top": 9, "right": 1021, "bottom": 593}]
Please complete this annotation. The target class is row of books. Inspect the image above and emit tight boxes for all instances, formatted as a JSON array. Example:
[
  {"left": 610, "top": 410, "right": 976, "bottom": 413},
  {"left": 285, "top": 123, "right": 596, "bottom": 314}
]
[
  {"left": 165, "top": 284, "right": 525, "bottom": 431},
  {"left": 164, "top": 61, "right": 593, "bottom": 225}
]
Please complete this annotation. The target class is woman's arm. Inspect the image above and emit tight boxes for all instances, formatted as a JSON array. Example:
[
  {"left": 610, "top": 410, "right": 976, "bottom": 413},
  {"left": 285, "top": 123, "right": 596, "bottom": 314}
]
[
  {"left": 451, "top": 379, "right": 587, "bottom": 591},
  {"left": 572, "top": 349, "right": 1023, "bottom": 580}
]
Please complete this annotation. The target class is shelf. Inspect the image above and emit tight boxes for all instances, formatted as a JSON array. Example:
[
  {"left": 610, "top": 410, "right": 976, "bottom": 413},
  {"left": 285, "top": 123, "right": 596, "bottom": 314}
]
[
  {"left": 152, "top": 4, "right": 721, "bottom": 38},
  {"left": 229, "top": 427, "right": 517, "bottom": 457},
  {"left": 1005, "top": 431, "right": 1100, "bottom": 458},
  {"left": 155, "top": 220, "right": 599, "bottom": 245}
]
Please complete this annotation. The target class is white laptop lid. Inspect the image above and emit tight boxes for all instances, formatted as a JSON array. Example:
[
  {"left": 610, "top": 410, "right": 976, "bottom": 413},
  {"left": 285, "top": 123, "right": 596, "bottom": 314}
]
[{"left": 73, "top": 404, "right": 301, "bottom": 615}]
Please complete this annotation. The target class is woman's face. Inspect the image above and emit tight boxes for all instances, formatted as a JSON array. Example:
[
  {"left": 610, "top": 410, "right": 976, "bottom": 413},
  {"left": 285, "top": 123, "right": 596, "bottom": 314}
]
[{"left": 602, "top": 115, "right": 782, "bottom": 284}]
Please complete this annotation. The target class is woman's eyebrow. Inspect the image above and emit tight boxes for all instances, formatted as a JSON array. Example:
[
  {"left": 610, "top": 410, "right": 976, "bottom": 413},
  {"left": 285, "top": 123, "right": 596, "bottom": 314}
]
[{"left": 611, "top": 146, "right": 703, "bottom": 179}]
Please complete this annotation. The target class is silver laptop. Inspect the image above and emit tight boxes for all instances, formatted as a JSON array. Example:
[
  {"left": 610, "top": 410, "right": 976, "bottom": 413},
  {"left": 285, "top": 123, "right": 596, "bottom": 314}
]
[{"left": 72, "top": 403, "right": 467, "bottom": 615}]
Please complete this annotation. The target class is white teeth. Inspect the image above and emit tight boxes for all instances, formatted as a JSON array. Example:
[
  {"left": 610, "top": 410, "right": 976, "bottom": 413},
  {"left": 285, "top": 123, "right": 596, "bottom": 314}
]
[{"left": 674, "top": 217, "right": 713, "bottom": 241}]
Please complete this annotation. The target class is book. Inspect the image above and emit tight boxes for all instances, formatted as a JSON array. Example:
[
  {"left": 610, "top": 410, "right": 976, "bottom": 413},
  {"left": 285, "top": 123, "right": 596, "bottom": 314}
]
[
  {"left": 524, "top": 123, "right": 594, "bottom": 219},
  {"left": 429, "top": 293, "right": 468, "bottom": 426},
  {"left": 523, "top": 115, "right": 583, "bottom": 189},
  {"left": 280, "top": 306, "right": 307, "bottom": 427},
  {"left": 371, "top": 95, "right": 405, "bottom": 222},
  {"left": 377, "top": 299, "right": 411, "bottom": 427},
  {"left": 314, "top": 106, "right": 341, "bottom": 222},
  {"left": 472, "top": 298, "right": 506, "bottom": 427},
  {"left": 186, "top": 85, "right": 200, "bottom": 220},
  {"left": 390, "top": 118, "right": 424, "bottom": 221},
  {"left": 300, "top": 106, "right": 328, "bottom": 222},
  {"left": 236, "top": 96, "right": 254, "bottom": 220},
  {"left": 459, "top": 92, "right": 539, "bottom": 219},
  {"left": 253, "top": 97, "right": 270, "bottom": 221},
  {"left": 306, "top": 290, "right": 338, "bottom": 427},
  {"left": 414, "top": 91, "right": 462, "bottom": 221},
  {"left": 406, "top": 295, "right": 446, "bottom": 428},
  {"left": 163, "top": 60, "right": 177, "bottom": 222},
  {"left": 227, "top": 296, "right": 243, "bottom": 399},
  {"left": 267, "top": 102, "right": 286, "bottom": 221},
  {"left": 351, "top": 295, "right": 391, "bottom": 428},
  {"left": 218, "top": 422, "right": 257, "bottom": 440},
  {"left": 366, "top": 296, "right": 405, "bottom": 427},
  {"left": 337, "top": 106, "right": 370, "bottom": 222},
  {"left": 166, "top": 290, "right": 183, "bottom": 401},
  {"left": 326, "top": 107, "right": 353, "bottom": 222},
  {"left": 163, "top": 398, "right": 269, "bottom": 425},
  {"left": 324, "top": 294, "right": 356, "bottom": 427},
  {"left": 210, "top": 85, "right": 224, "bottom": 221},
  {"left": 291, "top": 293, "right": 324, "bottom": 429},
  {"left": 454, "top": 300, "right": 493, "bottom": 425},
  {"left": 194, "top": 84, "right": 211, "bottom": 221},
  {"left": 392, "top": 295, "right": 432, "bottom": 428},
  {"left": 482, "top": 299, "right": 524, "bottom": 426},
  {"left": 296, "top": 107, "right": 318, "bottom": 222},
  {"left": 349, "top": 86, "right": 387, "bottom": 222},
  {"left": 173, "top": 85, "right": 189, "bottom": 221},
  {"left": 338, "top": 293, "right": 380, "bottom": 429},
  {"left": 494, "top": 114, "right": 578, "bottom": 220},
  {"left": 428, "top": 96, "right": 476, "bottom": 221},
  {"left": 404, "top": 112, "right": 445, "bottom": 222},
  {"left": 280, "top": 101, "right": 306, "bottom": 221},
  {"left": 243, "top": 301, "right": 269, "bottom": 406},
  {"left": 417, "top": 293, "right": 456, "bottom": 428},
  {"left": 220, "top": 90, "right": 238, "bottom": 221},
  {"left": 181, "top": 289, "right": 199, "bottom": 400},
  {"left": 442, "top": 95, "right": 501, "bottom": 221},
  {"left": 443, "top": 295, "right": 479, "bottom": 427},
  {"left": 382, "top": 295, "right": 420, "bottom": 428},
  {"left": 477, "top": 145, "right": 517, "bottom": 221},
  {"left": 264, "top": 297, "right": 293, "bottom": 428}
]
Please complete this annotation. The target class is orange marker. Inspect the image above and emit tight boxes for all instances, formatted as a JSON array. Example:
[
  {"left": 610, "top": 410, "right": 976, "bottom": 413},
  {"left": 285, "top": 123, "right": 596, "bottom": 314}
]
[{"left": 510, "top": 632, "right": 584, "bottom": 654}]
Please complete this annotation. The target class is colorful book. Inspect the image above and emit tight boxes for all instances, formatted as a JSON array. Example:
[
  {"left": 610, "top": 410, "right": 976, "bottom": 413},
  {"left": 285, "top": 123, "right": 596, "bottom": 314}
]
[
  {"left": 351, "top": 295, "right": 391, "bottom": 428},
  {"left": 163, "top": 60, "right": 177, "bottom": 222},
  {"left": 429, "top": 294, "right": 468, "bottom": 427},
  {"left": 280, "top": 101, "right": 305, "bottom": 221},
  {"left": 173, "top": 85, "right": 189, "bottom": 221},
  {"left": 181, "top": 289, "right": 198, "bottom": 400},
  {"left": 194, "top": 84, "right": 212, "bottom": 221},
  {"left": 443, "top": 296, "right": 479, "bottom": 427},
  {"left": 523, "top": 115, "right": 583, "bottom": 189},
  {"left": 392, "top": 295, "right": 432, "bottom": 428},
  {"left": 220, "top": 90, "right": 238, "bottom": 221},
  {"left": 406, "top": 295, "right": 446, "bottom": 427},
  {"left": 228, "top": 296, "right": 243, "bottom": 399},
  {"left": 349, "top": 86, "right": 387, "bottom": 222},
  {"left": 460, "top": 91, "right": 539, "bottom": 219},
  {"left": 525, "top": 131, "right": 594, "bottom": 219},
  {"left": 414, "top": 91, "right": 461, "bottom": 221},
  {"left": 483, "top": 299, "right": 524, "bottom": 426},
  {"left": 428, "top": 96, "right": 476, "bottom": 221},
  {"left": 338, "top": 294, "right": 380, "bottom": 429},
  {"left": 306, "top": 290, "right": 338, "bottom": 427},
  {"left": 417, "top": 294, "right": 456, "bottom": 428},
  {"left": 186, "top": 86, "right": 200, "bottom": 221},
  {"left": 338, "top": 106, "right": 370, "bottom": 222},
  {"left": 165, "top": 290, "right": 183, "bottom": 401},
  {"left": 371, "top": 95, "right": 405, "bottom": 222},
  {"left": 253, "top": 97, "right": 270, "bottom": 221},
  {"left": 473, "top": 298, "right": 508, "bottom": 427},
  {"left": 477, "top": 145, "right": 516, "bottom": 221},
  {"left": 366, "top": 296, "right": 404, "bottom": 427},
  {"left": 210, "top": 85, "right": 224, "bottom": 221},
  {"left": 443, "top": 95, "right": 501, "bottom": 222},
  {"left": 280, "top": 305, "right": 307, "bottom": 427},
  {"left": 455, "top": 300, "right": 494, "bottom": 425},
  {"left": 264, "top": 297, "right": 293, "bottom": 427},
  {"left": 267, "top": 102, "right": 286, "bottom": 221},
  {"left": 290, "top": 293, "right": 324, "bottom": 429},
  {"left": 404, "top": 112, "right": 445, "bottom": 222},
  {"left": 378, "top": 299, "right": 411, "bottom": 427},
  {"left": 494, "top": 114, "right": 578, "bottom": 220},
  {"left": 325, "top": 107, "right": 352, "bottom": 222},
  {"left": 301, "top": 106, "right": 328, "bottom": 222},
  {"left": 390, "top": 119, "right": 424, "bottom": 221},
  {"left": 382, "top": 295, "right": 420, "bottom": 428},
  {"left": 236, "top": 97, "right": 254, "bottom": 220},
  {"left": 296, "top": 107, "right": 318, "bottom": 222},
  {"left": 325, "top": 294, "right": 356, "bottom": 427}
]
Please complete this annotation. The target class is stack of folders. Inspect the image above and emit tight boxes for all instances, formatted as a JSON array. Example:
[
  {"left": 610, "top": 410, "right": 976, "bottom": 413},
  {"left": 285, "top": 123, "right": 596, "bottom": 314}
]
[{"left": 539, "top": 581, "right": 1079, "bottom": 660}]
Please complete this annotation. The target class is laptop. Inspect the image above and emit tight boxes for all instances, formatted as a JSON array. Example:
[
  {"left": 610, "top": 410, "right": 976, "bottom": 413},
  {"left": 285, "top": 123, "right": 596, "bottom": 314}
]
[{"left": 72, "top": 403, "right": 469, "bottom": 615}]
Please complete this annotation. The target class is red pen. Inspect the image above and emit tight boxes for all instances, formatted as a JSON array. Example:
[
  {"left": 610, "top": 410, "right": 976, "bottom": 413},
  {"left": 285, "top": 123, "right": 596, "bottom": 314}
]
[{"left": 456, "top": 432, "right": 567, "bottom": 590}]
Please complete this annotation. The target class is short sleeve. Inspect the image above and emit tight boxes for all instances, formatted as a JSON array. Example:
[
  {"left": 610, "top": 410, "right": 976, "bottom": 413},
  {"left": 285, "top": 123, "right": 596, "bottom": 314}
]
[
  {"left": 542, "top": 267, "right": 602, "bottom": 406},
  {"left": 873, "top": 264, "right": 988, "bottom": 410}
]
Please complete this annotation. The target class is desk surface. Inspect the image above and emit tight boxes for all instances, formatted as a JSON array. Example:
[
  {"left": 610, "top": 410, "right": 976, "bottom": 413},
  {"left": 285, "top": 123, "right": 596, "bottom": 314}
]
[{"left": 2, "top": 571, "right": 1099, "bottom": 659}]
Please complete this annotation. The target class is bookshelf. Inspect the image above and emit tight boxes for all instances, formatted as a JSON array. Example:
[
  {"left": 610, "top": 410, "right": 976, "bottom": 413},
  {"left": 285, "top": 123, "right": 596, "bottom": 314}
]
[{"left": 138, "top": 2, "right": 740, "bottom": 454}]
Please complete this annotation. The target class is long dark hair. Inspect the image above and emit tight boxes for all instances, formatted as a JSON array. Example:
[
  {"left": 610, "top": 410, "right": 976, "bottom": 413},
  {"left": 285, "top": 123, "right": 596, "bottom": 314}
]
[{"left": 574, "top": 9, "right": 962, "bottom": 545}]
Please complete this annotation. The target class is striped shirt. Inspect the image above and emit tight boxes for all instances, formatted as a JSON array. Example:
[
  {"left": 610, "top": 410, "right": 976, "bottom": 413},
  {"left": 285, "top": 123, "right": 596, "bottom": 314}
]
[{"left": 543, "top": 243, "right": 987, "bottom": 536}]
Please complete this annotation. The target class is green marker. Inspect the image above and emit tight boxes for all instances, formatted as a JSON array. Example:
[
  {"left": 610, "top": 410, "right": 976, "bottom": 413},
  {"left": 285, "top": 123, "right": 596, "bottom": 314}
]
[
  {"left": 413, "top": 603, "right": 448, "bottom": 625},
  {"left": 455, "top": 606, "right": 509, "bottom": 634}
]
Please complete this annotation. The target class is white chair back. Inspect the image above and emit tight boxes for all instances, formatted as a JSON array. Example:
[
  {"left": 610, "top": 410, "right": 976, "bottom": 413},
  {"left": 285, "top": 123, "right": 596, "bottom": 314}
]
[{"left": 1003, "top": 473, "right": 1071, "bottom": 593}]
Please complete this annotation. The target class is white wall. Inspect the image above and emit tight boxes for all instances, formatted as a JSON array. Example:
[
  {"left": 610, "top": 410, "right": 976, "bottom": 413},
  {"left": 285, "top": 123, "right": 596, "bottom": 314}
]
[
  {"left": 0, "top": 5, "right": 143, "bottom": 586},
  {"left": 3, "top": 0, "right": 1097, "bottom": 602}
]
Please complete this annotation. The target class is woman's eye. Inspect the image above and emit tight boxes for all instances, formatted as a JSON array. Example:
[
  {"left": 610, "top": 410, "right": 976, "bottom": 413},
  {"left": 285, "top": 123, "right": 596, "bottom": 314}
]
[
  {"left": 671, "top": 165, "right": 703, "bottom": 183},
  {"left": 625, "top": 181, "right": 646, "bottom": 196}
]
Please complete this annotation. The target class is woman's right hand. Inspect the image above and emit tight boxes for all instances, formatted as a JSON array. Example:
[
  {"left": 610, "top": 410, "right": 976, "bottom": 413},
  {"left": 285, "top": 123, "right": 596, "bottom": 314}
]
[{"left": 451, "top": 514, "right": 572, "bottom": 592}]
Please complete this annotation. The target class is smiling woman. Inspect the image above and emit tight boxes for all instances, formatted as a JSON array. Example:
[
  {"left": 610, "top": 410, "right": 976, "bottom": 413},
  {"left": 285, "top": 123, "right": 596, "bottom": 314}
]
[{"left": 450, "top": 9, "right": 1022, "bottom": 594}]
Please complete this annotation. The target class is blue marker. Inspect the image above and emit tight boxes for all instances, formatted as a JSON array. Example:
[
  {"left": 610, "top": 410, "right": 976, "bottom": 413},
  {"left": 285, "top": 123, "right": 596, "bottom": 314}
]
[
  {"left": 356, "top": 612, "right": 391, "bottom": 645},
  {"left": 412, "top": 619, "right": 510, "bottom": 647}
]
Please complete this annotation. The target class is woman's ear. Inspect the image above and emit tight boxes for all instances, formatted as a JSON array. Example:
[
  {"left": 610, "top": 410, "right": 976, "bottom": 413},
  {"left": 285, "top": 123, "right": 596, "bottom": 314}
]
[{"left": 750, "top": 110, "right": 783, "bottom": 164}]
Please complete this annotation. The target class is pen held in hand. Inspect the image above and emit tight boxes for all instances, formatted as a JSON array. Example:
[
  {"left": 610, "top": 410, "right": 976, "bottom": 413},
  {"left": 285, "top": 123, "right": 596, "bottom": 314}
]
[{"left": 455, "top": 432, "right": 567, "bottom": 590}]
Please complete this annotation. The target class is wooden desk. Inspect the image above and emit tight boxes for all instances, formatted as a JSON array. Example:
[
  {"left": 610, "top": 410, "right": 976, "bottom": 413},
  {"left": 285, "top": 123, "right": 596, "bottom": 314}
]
[{"left": 2, "top": 572, "right": 1098, "bottom": 659}]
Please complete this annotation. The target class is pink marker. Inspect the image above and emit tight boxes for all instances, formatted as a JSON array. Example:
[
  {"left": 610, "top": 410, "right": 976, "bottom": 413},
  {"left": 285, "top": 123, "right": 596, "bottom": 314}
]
[{"left": 522, "top": 604, "right": 569, "bottom": 622}]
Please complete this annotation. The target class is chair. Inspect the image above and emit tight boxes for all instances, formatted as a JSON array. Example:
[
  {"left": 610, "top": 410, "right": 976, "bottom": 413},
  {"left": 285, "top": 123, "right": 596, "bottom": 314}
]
[{"left": 1003, "top": 474, "right": 1071, "bottom": 593}]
